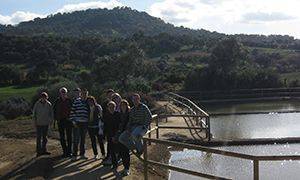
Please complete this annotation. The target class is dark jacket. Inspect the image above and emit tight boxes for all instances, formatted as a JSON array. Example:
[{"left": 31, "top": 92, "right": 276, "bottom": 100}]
[
  {"left": 103, "top": 111, "right": 120, "bottom": 138},
  {"left": 53, "top": 97, "right": 72, "bottom": 121},
  {"left": 101, "top": 98, "right": 110, "bottom": 117},
  {"left": 88, "top": 104, "right": 103, "bottom": 128},
  {"left": 116, "top": 111, "right": 129, "bottom": 138}
]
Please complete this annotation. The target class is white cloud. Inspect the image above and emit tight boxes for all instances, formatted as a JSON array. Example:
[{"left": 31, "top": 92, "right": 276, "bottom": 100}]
[
  {"left": 0, "top": 11, "right": 44, "bottom": 25},
  {"left": 0, "top": 0, "right": 123, "bottom": 25},
  {"left": 149, "top": 0, "right": 300, "bottom": 38},
  {"left": 242, "top": 12, "right": 296, "bottom": 23},
  {"left": 57, "top": 0, "right": 123, "bottom": 13}
]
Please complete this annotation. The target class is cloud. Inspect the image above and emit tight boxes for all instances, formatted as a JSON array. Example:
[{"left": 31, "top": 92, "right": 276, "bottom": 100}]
[
  {"left": 242, "top": 12, "right": 296, "bottom": 23},
  {"left": 149, "top": 0, "right": 300, "bottom": 38},
  {"left": 0, "top": 11, "right": 44, "bottom": 25},
  {"left": 57, "top": 0, "right": 123, "bottom": 13},
  {"left": 0, "top": 0, "right": 123, "bottom": 25}
]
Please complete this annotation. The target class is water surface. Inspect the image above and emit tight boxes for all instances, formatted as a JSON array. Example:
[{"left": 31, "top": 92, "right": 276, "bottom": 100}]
[
  {"left": 168, "top": 100, "right": 300, "bottom": 179},
  {"left": 204, "top": 100, "right": 300, "bottom": 140},
  {"left": 169, "top": 143, "right": 300, "bottom": 180}
]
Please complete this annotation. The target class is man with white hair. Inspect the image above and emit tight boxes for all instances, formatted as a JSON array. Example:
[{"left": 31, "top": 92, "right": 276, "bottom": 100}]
[{"left": 53, "top": 87, "right": 73, "bottom": 158}]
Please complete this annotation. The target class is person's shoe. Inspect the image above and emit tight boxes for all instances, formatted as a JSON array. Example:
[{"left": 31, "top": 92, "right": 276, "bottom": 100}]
[
  {"left": 111, "top": 164, "right": 118, "bottom": 170},
  {"left": 103, "top": 158, "right": 112, "bottom": 166},
  {"left": 80, "top": 155, "right": 88, "bottom": 160},
  {"left": 94, "top": 155, "right": 99, "bottom": 160},
  {"left": 43, "top": 151, "right": 51, "bottom": 155},
  {"left": 117, "top": 159, "right": 122, "bottom": 165},
  {"left": 120, "top": 169, "right": 130, "bottom": 176},
  {"left": 103, "top": 156, "right": 109, "bottom": 161},
  {"left": 99, "top": 154, "right": 106, "bottom": 159},
  {"left": 36, "top": 153, "right": 42, "bottom": 157},
  {"left": 67, "top": 154, "right": 73, "bottom": 158},
  {"left": 71, "top": 156, "right": 77, "bottom": 161},
  {"left": 60, "top": 153, "right": 68, "bottom": 158}
]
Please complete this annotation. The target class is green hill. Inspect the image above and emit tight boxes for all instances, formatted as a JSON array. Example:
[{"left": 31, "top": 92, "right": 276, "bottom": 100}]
[{"left": 2, "top": 7, "right": 217, "bottom": 39}]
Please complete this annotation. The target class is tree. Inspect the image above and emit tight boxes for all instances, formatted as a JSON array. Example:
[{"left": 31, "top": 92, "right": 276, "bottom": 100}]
[
  {"left": 209, "top": 38, "right": 248, "bottom": 73},
  {"left": 0, "top": 65, "right": 21, "bottom": 85}
]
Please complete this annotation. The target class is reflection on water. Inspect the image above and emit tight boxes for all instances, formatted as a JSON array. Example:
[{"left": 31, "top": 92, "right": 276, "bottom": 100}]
[
  {"left": 169, "top": 144, "right": 300, "bottom": 180},
  {"left": 205, "top": 100, "right": 300, "bottom": 140},
  {"left": 204, "top": 100, "right": 300, "bottom": 114},
  {"left": 211, "top": 113, "right": 300, "bottom": 139}
]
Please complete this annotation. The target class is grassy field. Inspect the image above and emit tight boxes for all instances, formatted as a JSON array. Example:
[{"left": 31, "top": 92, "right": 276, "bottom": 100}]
[
  {"left": 280, "top": 72, "right": 300, "bottom": 82},
  {"left": 0, "top": 86, "right": 40, "bottom": 102}
]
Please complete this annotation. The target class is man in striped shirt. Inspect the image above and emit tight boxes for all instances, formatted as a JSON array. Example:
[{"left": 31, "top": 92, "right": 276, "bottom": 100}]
[
  {"left": 70, "top": 88, "right": 89, "bottom": 159},
  {"left": 119, "top": 93, "right": 152, "bottom": 156}
]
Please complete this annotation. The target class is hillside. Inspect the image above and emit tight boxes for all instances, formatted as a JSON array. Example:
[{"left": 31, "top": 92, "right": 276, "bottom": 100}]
[
  {"left": 2, "top": 7, "right": 217, "bottom": 39},
  {"left": 1, "top": 7, "right": 299, "bottom": 50}
]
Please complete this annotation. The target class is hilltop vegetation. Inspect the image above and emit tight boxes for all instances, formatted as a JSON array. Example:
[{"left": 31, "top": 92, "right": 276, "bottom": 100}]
[{"left": 0, "top": 7, "right": 300, "bottom": 107}]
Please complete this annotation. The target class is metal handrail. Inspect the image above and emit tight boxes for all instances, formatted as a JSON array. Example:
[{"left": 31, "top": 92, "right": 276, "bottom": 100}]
[
  {"left": 142, "top": 114, "right": 300, "bottom": 180},
  {"left": 168, "top": 92, "right": 209, "bottom": 117}
]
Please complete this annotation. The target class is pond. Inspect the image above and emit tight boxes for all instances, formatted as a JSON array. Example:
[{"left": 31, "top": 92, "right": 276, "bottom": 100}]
[
  {"left": 169, "top": 143, "right": 300, "bottom": 180},
  {"left": 169, "top": 100, "right": 300, "bottom": 179}
]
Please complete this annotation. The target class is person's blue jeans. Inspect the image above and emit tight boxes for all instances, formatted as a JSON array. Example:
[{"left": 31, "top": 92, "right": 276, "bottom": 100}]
[
  {"left": 119, "top": 125, "right": 148, "bottom": 153},
  {"left": 72, "top": 122, "right": 88, "bottom": 156}
]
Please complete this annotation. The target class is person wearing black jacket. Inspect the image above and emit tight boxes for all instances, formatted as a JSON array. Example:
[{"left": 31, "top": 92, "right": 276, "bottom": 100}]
[
  {"left": 100, "top": 89, "right": 115, "bottom": 163},
  {"left": 103, "top": 101, "right": 120, "bottom": 169},
  {"left": 116, "top": 99, "right": 131, "bottom": 176},
  {"left": 53, "top": 87, "right": 73, "bottom": 157},
  {"left": 87, "top": 96, "right": 105, "bottom": 159}
]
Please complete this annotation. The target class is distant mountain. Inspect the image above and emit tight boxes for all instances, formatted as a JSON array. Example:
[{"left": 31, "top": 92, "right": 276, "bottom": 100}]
[{"left": 1, "top": 7, "right": 299, "bottom": 50}]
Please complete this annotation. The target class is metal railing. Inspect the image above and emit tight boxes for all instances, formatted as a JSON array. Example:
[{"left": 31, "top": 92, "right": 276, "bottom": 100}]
[
  {"left": 165, "top": 92, "right": 211, "bottom": 141},
  {"left": 142, "top": 114, "right": 300, "bottom": 180}
]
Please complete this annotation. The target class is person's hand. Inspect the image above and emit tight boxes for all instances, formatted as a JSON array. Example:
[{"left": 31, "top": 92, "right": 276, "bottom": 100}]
[
  {"left": 52, "top": 120, "right": 56, "bottom": 129},
  {"left": 73, "top": 122, "right": 78, "bottom": 128},
  {"left": 112, "top": 137, "right": 117, "bottom": 143}
]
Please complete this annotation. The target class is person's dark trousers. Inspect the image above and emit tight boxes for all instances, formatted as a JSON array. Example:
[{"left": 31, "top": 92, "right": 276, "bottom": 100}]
[
  {"left": 107, "top": 137, "right": 118, "bottom": 167},
  {"left": 58, "top": 119, "right": 73, "bottom": 156},
  {"left": 88, "top": 127, "right": 105, "bottom": 156},
  {"left": 36, "top": 125, "right": 49, "bottom": 155},
  {"left": 119, "top": 143, "right": 130, "bottom": 169},
  {"left": 73, "top": 122, "right": 88, "bottom": 156}
]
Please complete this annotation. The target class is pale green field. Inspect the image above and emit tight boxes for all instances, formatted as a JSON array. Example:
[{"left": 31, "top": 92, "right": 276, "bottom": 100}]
[{"left": 0, "top": 86, "right": 40, "bottom": 102}]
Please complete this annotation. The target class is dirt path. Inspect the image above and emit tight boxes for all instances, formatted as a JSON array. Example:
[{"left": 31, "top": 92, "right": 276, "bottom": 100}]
[{"left": 2, "top": 101, "right": 197, "bottom": 180}]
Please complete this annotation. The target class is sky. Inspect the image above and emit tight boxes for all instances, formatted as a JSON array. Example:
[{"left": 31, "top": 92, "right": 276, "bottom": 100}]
[{"left": 0, "top": 0, "right": 299, "bottom": 38}]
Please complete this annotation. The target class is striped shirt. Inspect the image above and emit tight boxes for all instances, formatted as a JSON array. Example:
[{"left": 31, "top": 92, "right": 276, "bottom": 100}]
[
  {"left": 69, "top": 98, "right": 89, "bottom": 123},
  {"left": 128, "top": 103, "right": 152, "bottom": 128}
]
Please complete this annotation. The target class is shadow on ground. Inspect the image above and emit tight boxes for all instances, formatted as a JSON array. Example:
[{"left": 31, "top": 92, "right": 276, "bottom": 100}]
[{"left": 8, "top": 155, "right": 127, "bottom": 180}]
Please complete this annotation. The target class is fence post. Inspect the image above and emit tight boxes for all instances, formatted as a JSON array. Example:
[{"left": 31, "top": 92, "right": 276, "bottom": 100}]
[
  {"left": 207, "top": 116, "right": 211, "bottom": 141},
  {"left": 143, "top": 138, "right": 148, "bottom": 180},
  {"left": 254, "top": 160, "right": 259, "bottom": 180},
  {"left": 156, "top": 115, "right": 159, "bottom": 139},
  {"left": 165, "top": 105, "right": 168, "bottom": 122},
  {"left": 148, "top": 126, "right": 152, "bottom": 145}
]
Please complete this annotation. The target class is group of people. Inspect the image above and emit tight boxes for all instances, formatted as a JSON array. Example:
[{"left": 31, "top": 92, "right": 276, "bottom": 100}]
[{"left": 32, "top": 87, "right": 152, "bottom": 175}]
